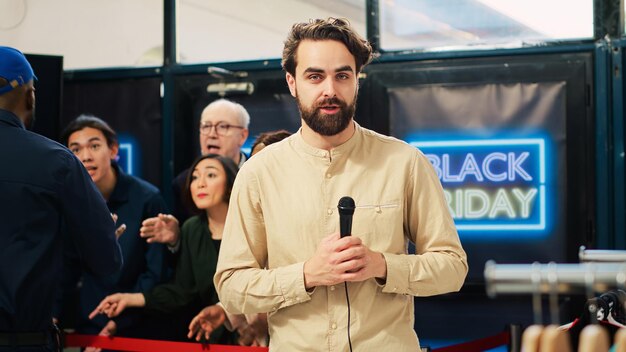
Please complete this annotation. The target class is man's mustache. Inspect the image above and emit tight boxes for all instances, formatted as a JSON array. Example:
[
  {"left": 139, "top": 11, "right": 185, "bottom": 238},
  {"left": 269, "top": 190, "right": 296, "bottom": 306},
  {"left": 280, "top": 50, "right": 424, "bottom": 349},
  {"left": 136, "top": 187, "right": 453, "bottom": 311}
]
[{"left": 316, "top": 97, "right": 345, "bottom": 108}]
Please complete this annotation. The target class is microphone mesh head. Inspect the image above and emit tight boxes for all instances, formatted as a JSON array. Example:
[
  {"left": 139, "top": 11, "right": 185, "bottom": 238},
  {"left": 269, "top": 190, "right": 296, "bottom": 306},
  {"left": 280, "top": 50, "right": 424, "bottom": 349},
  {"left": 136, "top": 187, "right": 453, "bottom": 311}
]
[{"left": 338, "top": 196, "right": 355, "bottom": 215}]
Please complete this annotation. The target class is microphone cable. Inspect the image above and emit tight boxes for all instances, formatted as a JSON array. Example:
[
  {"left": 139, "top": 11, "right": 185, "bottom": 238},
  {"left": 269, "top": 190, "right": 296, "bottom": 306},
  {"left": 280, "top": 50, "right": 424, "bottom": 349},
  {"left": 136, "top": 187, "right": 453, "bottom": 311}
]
[{"left": 343, "top": 282, "right": 353, "bottom": 352}]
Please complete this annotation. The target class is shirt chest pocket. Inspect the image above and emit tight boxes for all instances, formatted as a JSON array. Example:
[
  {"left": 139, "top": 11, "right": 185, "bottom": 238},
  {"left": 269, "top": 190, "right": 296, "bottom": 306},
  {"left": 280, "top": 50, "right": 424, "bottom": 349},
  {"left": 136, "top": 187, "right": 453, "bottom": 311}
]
[{"left": 351, "top": 201, "right": 405, "bottom": 253}]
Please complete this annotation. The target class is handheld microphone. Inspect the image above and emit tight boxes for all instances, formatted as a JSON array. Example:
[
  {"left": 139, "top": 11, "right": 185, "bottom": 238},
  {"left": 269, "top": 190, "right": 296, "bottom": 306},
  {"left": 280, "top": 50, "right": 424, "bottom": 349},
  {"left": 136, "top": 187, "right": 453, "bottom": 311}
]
[{"left": 337, "top": 196, "right": 355, "bottom": 237}]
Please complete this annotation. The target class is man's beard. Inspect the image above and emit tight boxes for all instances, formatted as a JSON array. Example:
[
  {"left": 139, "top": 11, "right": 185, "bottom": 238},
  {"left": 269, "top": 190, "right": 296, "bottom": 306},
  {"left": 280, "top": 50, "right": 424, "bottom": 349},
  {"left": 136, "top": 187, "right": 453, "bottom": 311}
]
[{"left": 297, "top": 96, "right": 355, "bottom": 136}]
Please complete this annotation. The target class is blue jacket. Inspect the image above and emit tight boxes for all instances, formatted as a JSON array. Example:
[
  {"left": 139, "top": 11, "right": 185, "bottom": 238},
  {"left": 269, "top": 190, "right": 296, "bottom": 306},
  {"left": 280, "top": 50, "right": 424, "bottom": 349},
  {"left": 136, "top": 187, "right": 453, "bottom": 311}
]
[
  {"left": 63, "top": 163, "right": 169, "bottom": 334},
  {"left": 0, "top": 108, "right": 122, "bottom": 332}
]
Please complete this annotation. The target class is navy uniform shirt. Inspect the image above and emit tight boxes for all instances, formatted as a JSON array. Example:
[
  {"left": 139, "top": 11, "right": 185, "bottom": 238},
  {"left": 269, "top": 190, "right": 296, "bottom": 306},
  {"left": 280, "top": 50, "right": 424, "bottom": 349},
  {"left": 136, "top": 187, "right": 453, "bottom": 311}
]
[{"left": 0, "top": 109, "right": 122, "bottom": 332}]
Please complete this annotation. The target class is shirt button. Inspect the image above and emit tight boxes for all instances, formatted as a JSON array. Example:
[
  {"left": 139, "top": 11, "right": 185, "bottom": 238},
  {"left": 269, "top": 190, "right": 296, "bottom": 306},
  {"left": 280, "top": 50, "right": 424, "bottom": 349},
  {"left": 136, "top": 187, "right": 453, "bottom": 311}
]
[
  {"left": 327, "top": 208, "right": 333, "bottom": 215},
  {"left": 331, "top": 323, "right": 337, "bottom": 330},
  {"left": 330, "top": 285, "right": 335, "bottom": 291},
  {"left": 326, "top": 173, "right": 331, "bottom": 178}
]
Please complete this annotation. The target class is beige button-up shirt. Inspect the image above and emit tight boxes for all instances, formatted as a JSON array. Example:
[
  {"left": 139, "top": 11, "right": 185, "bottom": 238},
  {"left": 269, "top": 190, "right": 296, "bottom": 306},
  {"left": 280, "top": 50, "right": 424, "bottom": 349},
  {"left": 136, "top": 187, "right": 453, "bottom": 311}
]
[{"left": 215, "top": 122, "right": 468, "bottom": 351}]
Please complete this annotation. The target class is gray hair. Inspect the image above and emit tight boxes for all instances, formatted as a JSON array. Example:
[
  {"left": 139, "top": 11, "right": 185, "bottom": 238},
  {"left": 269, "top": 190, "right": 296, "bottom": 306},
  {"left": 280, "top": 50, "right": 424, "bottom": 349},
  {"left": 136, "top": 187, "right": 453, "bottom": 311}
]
[{"left": 205, "top": 99, "right": 250, "bottom": 129}]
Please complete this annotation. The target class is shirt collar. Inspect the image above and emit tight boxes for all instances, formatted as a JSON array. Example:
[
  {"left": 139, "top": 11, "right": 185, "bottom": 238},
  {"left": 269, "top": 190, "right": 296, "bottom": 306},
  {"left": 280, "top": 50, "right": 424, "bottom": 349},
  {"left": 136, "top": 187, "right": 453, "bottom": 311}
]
[
  {"left": 0, "top": 108, "right": 25, "bottom": 130},
  {"left": 107, "top": 162, "right": 129, "bottom": 204},
  {"left": 293, "top": 120, "right": 363, "bottom": 159},
  {"left": 238, "top": 151, "right": 247, "bottom": 168}
]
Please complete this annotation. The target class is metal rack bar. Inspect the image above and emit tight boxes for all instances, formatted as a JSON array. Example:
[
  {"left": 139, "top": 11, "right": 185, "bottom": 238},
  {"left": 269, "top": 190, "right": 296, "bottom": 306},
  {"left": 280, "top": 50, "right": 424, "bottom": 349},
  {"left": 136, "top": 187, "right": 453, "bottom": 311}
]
[
  {"left": 578, "top": 246, "right": 626, "bottom": 262},
  {"left": 484, "top": 261, "right": 626, "bottom": 298}
]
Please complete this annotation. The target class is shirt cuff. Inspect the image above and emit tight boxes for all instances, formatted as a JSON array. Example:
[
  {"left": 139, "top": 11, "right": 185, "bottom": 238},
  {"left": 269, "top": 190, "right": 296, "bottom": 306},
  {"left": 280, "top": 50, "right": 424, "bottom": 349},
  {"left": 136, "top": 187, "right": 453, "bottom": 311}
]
[
  {"left": 167, "top": 239, "right": 180, "bottom": 253},
  {"left": 217, "top": 302, "right": 245, "bottom": 331},
  {"left": 380, "top": 253, "right": 409, "bottom": 294},
  {"left": 274, "top": 262, "right": 311, "bottom": 310}
]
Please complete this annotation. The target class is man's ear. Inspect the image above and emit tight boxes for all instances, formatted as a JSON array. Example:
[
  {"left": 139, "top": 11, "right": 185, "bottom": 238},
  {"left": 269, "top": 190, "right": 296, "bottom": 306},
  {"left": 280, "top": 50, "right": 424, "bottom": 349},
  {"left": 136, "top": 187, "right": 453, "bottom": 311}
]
[
  {"left": 25, "top": 86, "right": 35, "bottom": 111},
  {"left": 239, "top": 128, "right": 249, "bottom": 147},
  {"left": 109, "top": 143, "right": 119, "bottom": 160},
  {"left": 286, "top": 73, "right": 297, "bottom": 98}
]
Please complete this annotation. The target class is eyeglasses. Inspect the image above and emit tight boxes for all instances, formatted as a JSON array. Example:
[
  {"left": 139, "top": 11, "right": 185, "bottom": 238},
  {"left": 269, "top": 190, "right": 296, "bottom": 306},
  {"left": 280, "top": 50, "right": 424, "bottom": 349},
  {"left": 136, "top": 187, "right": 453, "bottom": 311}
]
[{"left": 199, "top": 121, "right": 244, "bottom": 136}]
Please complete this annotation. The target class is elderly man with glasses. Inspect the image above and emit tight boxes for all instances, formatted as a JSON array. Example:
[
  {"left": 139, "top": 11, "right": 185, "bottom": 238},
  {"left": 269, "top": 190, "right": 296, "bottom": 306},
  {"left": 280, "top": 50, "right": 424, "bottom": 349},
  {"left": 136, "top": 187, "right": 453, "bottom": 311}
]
[{"left": 197, "top": 99, "right": 250, "bottom": 168}]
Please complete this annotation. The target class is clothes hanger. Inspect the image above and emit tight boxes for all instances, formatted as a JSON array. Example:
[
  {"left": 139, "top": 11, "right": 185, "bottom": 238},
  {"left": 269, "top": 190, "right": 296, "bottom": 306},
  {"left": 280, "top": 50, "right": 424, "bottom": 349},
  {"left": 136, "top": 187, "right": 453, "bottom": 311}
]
[
  {"left": 521, "top": 262, "right": 545, "bottom": 352},
  {"left": 539, "top": 264, "right": 572, "bottom": 352}
]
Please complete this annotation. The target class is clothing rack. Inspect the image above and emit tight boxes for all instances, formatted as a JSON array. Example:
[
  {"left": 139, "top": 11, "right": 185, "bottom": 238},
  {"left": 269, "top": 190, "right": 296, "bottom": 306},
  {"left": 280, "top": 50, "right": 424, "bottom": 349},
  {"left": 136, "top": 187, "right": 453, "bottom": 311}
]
[
  {"left": 485, "top": 260, "right": 626, "bottom": 325},
  {"left": 579, "top": 246, "right": 626, "bottom": 263}
]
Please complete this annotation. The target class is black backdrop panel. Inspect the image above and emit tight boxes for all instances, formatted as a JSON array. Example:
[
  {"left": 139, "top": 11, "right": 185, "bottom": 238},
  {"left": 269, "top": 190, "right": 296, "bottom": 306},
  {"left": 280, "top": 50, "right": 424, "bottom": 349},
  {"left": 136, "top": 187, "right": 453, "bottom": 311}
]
[
  {"left": 26, "top": 54, "right": 63, "bottom": 141},
  {"left": 62, "top": 78, "right": 162, "bottom": 188}
]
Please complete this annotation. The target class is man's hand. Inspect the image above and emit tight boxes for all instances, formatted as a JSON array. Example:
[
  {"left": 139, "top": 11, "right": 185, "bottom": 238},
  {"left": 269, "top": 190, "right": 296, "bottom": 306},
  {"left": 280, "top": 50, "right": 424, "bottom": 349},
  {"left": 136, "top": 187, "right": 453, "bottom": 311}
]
[
  {"left": 88, "top": 293, "right": 145, "bottom": 319},
  {"left": 140, "top": 213, "right": 180, "bottom": 246},
  {"left": 187, "top": 305, "right": 226, "bottom": 342},
  {"left": 303, "top": 232, "right": 387, "bottom": 289},
  {"left": 111, "top": 213, "right": 126, "bottom": 239},
  {"left": 85, "top": 320, "right": 117, "bottom": 352},
  {"left": 237, "top": 313, "right": 268, "bottom": 346}
]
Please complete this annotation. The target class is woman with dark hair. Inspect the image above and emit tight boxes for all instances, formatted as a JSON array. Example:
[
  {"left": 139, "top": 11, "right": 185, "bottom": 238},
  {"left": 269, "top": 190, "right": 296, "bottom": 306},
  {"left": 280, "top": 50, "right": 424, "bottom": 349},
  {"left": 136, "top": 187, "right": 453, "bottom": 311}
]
[
  {"left": 89, "top": 154, "right": 239, "bottom": 343},
  {"left": 250, "top": 129, "right": 292, "bottom": 157}
]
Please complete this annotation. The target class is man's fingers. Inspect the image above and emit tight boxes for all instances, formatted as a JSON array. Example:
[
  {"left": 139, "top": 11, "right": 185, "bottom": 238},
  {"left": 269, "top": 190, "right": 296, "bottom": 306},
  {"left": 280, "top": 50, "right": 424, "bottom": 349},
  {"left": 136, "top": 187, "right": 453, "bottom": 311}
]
[
  {"left": 115, "top": 224, "right": 126, "bottom": 239},
  {"left": 188, "top": 316, "right": 199, "bottom": 332}
]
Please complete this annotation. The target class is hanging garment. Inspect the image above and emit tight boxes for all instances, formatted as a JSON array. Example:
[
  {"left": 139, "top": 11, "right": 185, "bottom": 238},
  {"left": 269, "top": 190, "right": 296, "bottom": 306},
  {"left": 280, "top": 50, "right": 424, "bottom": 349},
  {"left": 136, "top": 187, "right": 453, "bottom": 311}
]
[
  {"left": 539, "top": 325, "right": 572, "bottom": 352},
  {"left": 578, "top": 324, "right": 609, "bottom": 352}
]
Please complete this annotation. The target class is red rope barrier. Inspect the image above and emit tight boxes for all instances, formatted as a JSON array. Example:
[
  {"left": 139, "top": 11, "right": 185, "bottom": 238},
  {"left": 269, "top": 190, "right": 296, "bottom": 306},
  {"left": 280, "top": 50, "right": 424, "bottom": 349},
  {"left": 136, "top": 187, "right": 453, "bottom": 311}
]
[
  {"left": 65, "top": 334, "right": 269, "bottom": 352},
  {"left": 431, "top": 331, "right": 510, "bottom": 352}
]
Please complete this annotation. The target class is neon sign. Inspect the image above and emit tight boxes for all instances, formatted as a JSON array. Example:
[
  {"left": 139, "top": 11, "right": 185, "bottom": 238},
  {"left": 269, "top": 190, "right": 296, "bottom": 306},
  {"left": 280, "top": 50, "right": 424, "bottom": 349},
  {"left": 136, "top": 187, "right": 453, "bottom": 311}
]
[
  {"left": 117, "top": 134, "right": 139, "bottom": 176},
  {"left": 410, "top": 138, "right": 549, "bottom": 236}
]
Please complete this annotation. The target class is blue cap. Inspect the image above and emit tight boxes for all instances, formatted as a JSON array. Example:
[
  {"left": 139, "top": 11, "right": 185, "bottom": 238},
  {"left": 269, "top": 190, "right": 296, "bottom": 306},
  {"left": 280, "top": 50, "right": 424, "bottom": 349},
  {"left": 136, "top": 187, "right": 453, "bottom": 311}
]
[{"left": 0, "top": 46, "right": 37, "bottom": 95}]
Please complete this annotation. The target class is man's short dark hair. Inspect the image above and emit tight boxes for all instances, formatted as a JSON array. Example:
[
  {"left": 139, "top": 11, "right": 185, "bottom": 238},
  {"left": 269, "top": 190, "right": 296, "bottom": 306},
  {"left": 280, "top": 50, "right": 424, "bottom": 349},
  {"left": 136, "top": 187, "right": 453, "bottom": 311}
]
[
  {"left": 282, "top": 17, "right": 374, "bottom": 76},
  {"left": 60, "top": 114, "right": 118, "bottom": 147}
]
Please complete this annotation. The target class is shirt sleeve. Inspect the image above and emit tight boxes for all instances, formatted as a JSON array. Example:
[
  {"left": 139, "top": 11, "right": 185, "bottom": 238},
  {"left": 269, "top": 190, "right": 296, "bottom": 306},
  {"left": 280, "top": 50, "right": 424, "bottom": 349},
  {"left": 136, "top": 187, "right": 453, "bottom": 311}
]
[
  {"left": 60, "top": 152, "right": 122, "bottom": 277},
  {"left": 381, "top": 150, "right": 468, "bottom": 296},
  {"left": 215, "top": 168, "right": 310, "bottom": 315},
  {"left": 133, "top": 192, "right": 170, "bottom": 293},
  {"left": 143, "top": 221, "right": 207, "bottom": 314}
]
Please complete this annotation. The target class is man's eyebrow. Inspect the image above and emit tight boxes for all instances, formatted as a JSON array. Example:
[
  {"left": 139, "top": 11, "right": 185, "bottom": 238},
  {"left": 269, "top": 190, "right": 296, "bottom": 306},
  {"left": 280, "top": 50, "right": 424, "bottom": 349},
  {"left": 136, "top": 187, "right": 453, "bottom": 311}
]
[
  {"left": 303, "top": 67, "right": 324, "bottom": 74},
  {"left": 335, "top": 65, "right": 353, "bottom": 73},
  {"left": 68, "top": 136, "right": 102, "bottom": 147},
  {"left": 302, "top": 66, "right": 354, "bottom": 75}
]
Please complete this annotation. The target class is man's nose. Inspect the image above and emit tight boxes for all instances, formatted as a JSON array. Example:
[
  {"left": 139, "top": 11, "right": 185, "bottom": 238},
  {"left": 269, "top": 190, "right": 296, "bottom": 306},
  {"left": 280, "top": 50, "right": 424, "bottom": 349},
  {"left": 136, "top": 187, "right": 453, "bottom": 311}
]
[
  {"left": 323, "top": 79, "right": 337, "bottom": 98},
  {"left": 78, "top": 148, "right": 92, "bottom": 162},
  {"left": 208, "top": 125, "right": 219, "bottom": 137}
]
